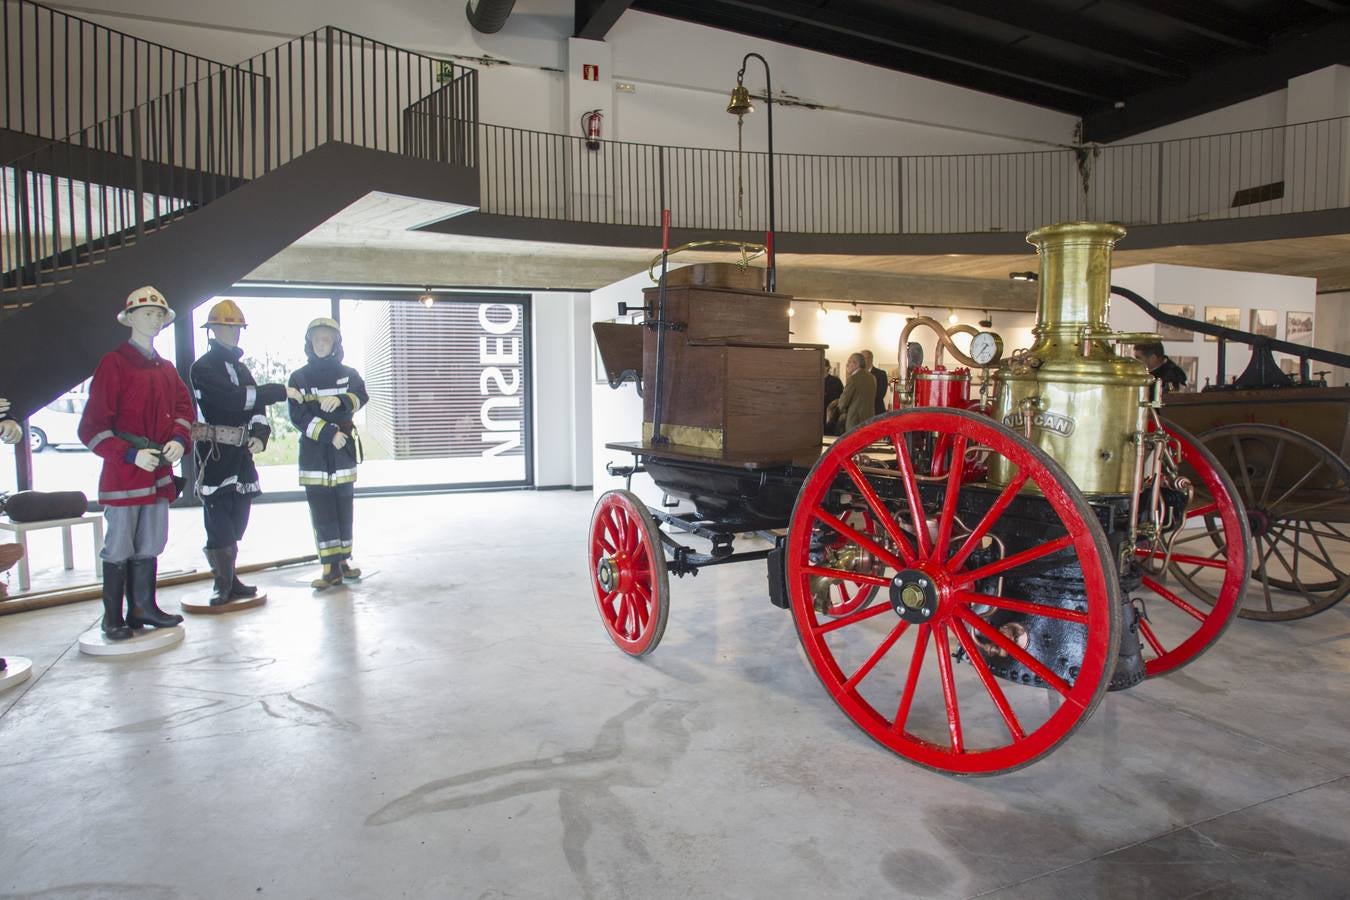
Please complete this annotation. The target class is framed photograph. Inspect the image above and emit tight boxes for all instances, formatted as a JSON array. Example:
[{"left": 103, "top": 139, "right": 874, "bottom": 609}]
[
  {"left": 1203, "top": 306, "right": 1239, "bottom": 342},
  {"left": 1172, "top": 355, "right": 1199, "bottom": 391},
  {"left": 1249, "top": 308, "right": 1277, "bottom": 338},
  {"left": 1156, "top": 303, "right": 1196, "bottom": 342},
  {"left": 1286, "top": 311, "right": 1314, "bottom": 346}
]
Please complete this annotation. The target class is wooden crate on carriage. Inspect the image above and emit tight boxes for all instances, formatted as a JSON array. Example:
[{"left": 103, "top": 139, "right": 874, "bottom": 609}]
[{"left": 638, "top": 274, "right": 824, "bottom": 458}]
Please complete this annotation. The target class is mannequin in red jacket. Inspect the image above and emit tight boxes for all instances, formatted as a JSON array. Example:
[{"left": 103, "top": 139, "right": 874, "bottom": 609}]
[{"left": 78, "top": 286, "right": 193, "bottom": 640}]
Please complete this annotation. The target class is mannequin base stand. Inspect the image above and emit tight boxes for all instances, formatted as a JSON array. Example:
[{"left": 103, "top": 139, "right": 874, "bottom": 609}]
[
  {"left": 181, "top": 592, "right": 267, "bottom": 615},
  {"left": 79, "top": 625, "right": 184, "bottom": 657},
  {"left": 0, "top": 656, "right": 33, "bottom": 692}
]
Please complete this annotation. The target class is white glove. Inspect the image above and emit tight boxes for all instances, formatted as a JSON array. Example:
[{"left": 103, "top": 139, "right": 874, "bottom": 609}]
[
  {"left": 161, "top": 441, "right": 184, "bottom": 464},
  {"left": 318, "top": 395, "right": 341, "bottom": 413},
  {"left": 247, "top": 437, "right": 264, "bottom": 455},
  {"left": 134, "top": 447, "right": 162, "bottom": 471},
  {"left": 0, "top": 420, "right": 21, "bottom": 445},
  {"left": 286, "top": 386, "right": 304, "bottom": 403},
  {"left": 0, "top": 397, "right": 10, "bottom": 415},
  {"left": 331, "top": 431, "right": 349, "bottom": 450}
]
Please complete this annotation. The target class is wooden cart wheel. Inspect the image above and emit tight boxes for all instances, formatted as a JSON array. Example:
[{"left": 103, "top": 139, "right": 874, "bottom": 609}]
[
  {"left": 1132, "top": 419, "right": 1249, "bottom": 678},
  {"left": 787, "top": 409, "right": 1121, "bottom": 776},
  {"left": 1196, "top": 424, "right": 1350, "bottom": 620},
  {"left": 589, "top": 489, "right": 670, "bottom": 656}
]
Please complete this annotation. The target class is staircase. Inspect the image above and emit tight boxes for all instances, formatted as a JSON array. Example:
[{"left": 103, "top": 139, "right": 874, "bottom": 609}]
[{"left": 2, "top": 2, "right": 480, "bottom": 419}]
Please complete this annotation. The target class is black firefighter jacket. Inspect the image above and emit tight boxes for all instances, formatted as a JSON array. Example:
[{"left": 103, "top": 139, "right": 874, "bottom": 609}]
[
  {"left": 287, "top": 346, "right": 368, "bottom": 488},
  {"left": 190, "top": 339, "right": 286, "bottom": 496}
]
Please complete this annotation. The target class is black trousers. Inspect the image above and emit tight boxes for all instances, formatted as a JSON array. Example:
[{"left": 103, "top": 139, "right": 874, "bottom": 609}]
[
  {"left": 305, "top": 483, "right": 354, "bottom": 562},
  {"left": 202, "top": 490, "right": 253, "bottom": 550}
]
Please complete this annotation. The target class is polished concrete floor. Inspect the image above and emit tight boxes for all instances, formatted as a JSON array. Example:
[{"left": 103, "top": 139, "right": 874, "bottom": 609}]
[{"left": 1, "top": 490, "right": 1348, "bottom": 899}]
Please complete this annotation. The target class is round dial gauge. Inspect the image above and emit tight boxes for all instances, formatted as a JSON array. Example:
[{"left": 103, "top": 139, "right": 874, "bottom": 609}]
[{"left": 970, "top": 331, "right": 1003, "bottom": 366}]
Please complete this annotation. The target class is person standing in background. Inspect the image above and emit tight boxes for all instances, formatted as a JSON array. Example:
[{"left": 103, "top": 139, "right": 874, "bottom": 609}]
[
  {"left": 1132, "top": 341, "right": 1188, "bottom": 393},
  {"left": 862, "top": 349, "right": 888, "bottom": 415},
  {"left": 828, "top": 353, "right": 875, "bottom": 433},
  {"left": 822, "top": 358, "right": 843, "bottom": 435}
]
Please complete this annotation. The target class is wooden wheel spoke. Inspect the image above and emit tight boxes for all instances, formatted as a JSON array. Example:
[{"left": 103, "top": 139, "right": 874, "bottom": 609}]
[
  {"left": 1138, "top": 618, "right": 1167, "bottom": 658},
  {"left": 843, "top": 621, "right": 910, "bottom": 692},
  {"left": 1185, "top": 500, "right": 1219, "bottom": 520},
  {"left": 950, "top": 619, "right": 1025, "bottom": 741},
  {"left": 841, "top": 457, "right": 918, "bottom": 565},
  {"left": 891, "top": 434, "right": 933, "bottom": 558},
  {"left": 932, "top": 436, "right": 968, "bottom": 562},
  {"left": 1266, "top": 539, "right": 1310, "bottom": 595},
  {"left": 1167, "top": 527, "right": 1229, "bottom": 548},
  {"left": 933, "top": 625, "right": 964, "bottom": 753},
  {"left": 958, "top": 534, "right": 1074, "bottom": 587},
  {"left": 1229, "top": 435, "right": 1259, "bottom": 506},
  {"left": 1254, "top": 535, "right": 1277, "bottom": 612},
  {"left": 957, "top": 609, "right": 1075, "bottom": 702},
  {"left": 1256, "top": 438, "right": 1285, "bottom": 507},
  {"left": 1266, "top": 460, "right": 1326, "bottom": 511},
  {"left": 1140, "top": 575, "right": 1207, "bottom": 622},
  {"left": 1273, "top": 496, "right": 1345, "bottom": 520},
  {"left": 812, "top": 505, "right": 906, "bottom": 571},
  {"left": 597, "top": 532, "right": 618, "bottom": 555},
  {"left": 813, "top": 597, "right": 895, "bottom": 634},
  {"left": 802, "top": 564, "right": 891, "bottom": 590},
  {"left": 1146, "top": 548, "right": 1228, "bottom": 570},
  {"left": 947, "top": 471, "right": 1029, "bottom": 571},
  {"left": 1269, "top": 525, "right": 1340, "bottom": 574},
  {"left": 957, "top": 589, "right": 1089, "bottom": 625},
  {"left": 892, "top": 624, "right": 929, "bottom": 733}
]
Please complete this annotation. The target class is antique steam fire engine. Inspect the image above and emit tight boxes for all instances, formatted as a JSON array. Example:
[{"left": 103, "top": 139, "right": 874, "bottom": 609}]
[{"left": 592, "top": 222, "right": 1249, "bottom": 775}]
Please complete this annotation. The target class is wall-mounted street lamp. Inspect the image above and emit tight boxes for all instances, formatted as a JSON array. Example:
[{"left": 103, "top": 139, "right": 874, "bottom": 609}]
[{"left": 726, "top": 52, "right": 776, "bottom": 293}]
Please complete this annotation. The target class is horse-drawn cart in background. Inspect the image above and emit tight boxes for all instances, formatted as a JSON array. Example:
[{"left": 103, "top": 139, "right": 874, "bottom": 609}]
[
  {"left": 1112, "top": 288, "right": 1350, "bottom": 622},
  {"left": 589, "top": 222, "right": 1270, "bottom": 776}
]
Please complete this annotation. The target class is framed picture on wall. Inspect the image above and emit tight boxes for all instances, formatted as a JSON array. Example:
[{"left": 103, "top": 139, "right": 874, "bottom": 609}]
[
  {"left": 1249, "top": 308, "right": 1277, "bottom": 338},
  {"left": 1286, "top": 311, "right": 1314, "bottom": 346},
  {"left": 1203, "top": 306, "right": 1239, "bottom": 342},
  {"left": 1172, "top": 355, "right": 1199, "bottom": 391},
  {"left": 1156, "top": 303, "right": 1196, "bottom": 342}
]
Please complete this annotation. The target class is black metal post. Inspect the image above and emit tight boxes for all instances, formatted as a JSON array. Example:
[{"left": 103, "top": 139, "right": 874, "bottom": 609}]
[{"left": 738, "top": 52, "right": 775, "bottom": 293}]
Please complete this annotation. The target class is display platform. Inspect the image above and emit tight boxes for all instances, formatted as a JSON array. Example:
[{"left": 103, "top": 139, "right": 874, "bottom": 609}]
[
  {"left": 78, "top": 625, "right": 184, "bottom": 657},
  {"left": 0, "top": 656, "right": 33, "bottom": 692},
  {"left": 181, "top": 592, "right": 267, "bottom": 615}
]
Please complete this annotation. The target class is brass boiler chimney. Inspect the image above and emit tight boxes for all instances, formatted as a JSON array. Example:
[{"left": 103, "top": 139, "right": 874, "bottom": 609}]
[{"left": 989, "top": 222, "right": 1152, "bottom": 495}]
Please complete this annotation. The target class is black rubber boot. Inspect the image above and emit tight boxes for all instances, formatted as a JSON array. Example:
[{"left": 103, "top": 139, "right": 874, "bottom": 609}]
[
  {"left": 101, "top": 560, "right": 133, "bottom": 640},
  {"left": 126, "top": 557, "right": 182, "bottom": 629},
  {"left": 204, "top": 547, "right": 234, "bottom": 606},
  {"left": 227, "top": 546, "right": 258, "bottom": 599},
  {"left": 340, "top": 559, "right": 362, "bottom": 581}
]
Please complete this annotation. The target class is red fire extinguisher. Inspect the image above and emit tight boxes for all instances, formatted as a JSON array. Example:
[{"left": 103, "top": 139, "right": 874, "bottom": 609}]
[{"left": 581, "top": 109, "right": 603, "bottom": 151}]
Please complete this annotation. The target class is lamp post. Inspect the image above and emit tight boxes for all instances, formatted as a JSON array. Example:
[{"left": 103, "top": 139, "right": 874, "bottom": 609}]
[{"left": 727, "top": 52, "right": 776, "bottom": 293}]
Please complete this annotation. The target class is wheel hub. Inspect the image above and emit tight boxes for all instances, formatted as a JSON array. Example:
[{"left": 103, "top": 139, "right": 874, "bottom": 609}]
[
  {"left": 890, "top": 569, "right": 940, "bottom": 623},
  {"left": 1246, "top": 507, "right": 1271, "bottom": 538},
  {"left": 596, "top": 556, "right": 620, "bottom": 593}
]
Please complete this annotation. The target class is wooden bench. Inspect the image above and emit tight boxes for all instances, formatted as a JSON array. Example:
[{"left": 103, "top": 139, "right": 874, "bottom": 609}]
[{"left": 0, "top": 516, "right": 104, "bottom": 593}]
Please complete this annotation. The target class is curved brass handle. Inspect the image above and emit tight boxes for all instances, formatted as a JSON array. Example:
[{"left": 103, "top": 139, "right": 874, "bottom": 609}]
[{"left": 648, "top": 240, "right": 767, "bottom": 283}]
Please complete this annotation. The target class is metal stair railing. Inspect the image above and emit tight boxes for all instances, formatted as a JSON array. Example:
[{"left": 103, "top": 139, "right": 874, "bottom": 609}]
[
  {"left": 2, "top": 0, "right": 236, "bottom": 152},
  {"left": 2, "top": 24, "right": 478, "bottom": 299}
]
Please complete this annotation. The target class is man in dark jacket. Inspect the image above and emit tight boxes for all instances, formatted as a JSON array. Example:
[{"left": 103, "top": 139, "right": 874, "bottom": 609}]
[
  {"left": 1132, "top": 341, "right": 1188, "bottom": 393},
  {"left": 191, "top": 299, "right": 290, "bottom": 606},
  {"left": 862, "top": 349, "right": 888, "bottom": 415},
  {"left": 288, "top": 317, "right": 369, "bottom": 590},
  {"left": 822, "top": 358, "right": 844, "bottom": 435}
]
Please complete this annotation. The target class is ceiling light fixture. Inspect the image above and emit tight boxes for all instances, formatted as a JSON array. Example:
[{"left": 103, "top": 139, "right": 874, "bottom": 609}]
[
  {"left": 1009, "top": 271, "right": 1038, "bottom": 282},
  {"left": 947, "top": 309, "right": 959, "bottom": 325},
  {"left": 419, "top": 288, "right": 436, "bottom": 307}
]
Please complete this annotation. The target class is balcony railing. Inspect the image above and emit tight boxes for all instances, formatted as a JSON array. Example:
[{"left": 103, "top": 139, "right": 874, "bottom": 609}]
[{"left": 471, "top": 116, "right": 1350, "bottom": 235}]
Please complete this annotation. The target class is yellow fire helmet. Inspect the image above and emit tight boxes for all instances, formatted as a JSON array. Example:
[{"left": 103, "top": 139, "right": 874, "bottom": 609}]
[
  {"left": 306, "top": 316, "right": 341, "bottom": 336},
  {"left": 202, "top": 298, "right": 248, "bottom": 328}
]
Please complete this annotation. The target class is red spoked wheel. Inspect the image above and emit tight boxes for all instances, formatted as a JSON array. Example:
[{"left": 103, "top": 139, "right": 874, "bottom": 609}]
[
  {"left": 788, "top": 408, "right": 1121, "bottom": 776},
  {"left": 1132, "top": 420, "right": 1249, "bottom": 677},
  {"left": 589, "top": 489, "right": 669, "bottom": 657}
]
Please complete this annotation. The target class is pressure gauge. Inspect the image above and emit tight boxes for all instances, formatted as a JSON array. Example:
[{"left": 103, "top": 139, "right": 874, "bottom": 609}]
[{"left": 970, "top": 331, "right": 1003, "bottom": 366}]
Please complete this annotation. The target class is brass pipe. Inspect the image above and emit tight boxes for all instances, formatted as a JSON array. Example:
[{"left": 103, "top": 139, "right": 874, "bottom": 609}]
[{"left": 894, "top": 316, "right": 990, "bottom": 402}]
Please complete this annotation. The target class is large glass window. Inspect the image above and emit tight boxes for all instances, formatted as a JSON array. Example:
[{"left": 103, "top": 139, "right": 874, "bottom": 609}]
[{"left": 338, "top": 294, "right": 531, "bottom": 489}]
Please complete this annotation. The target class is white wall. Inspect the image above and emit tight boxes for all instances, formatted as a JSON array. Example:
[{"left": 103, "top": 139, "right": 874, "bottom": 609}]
[
  {"left": 1313, "top": 291, "right": 1350, "bottom": 387},
  {"left": 589, "top": 268, "right": 656, "bottom": 505},
  {"left": 1110, "top": 264, "right": 1318, "bottom": 390},
  {"left": 529, "top": 290, "right": 591, "bottom": 488}
]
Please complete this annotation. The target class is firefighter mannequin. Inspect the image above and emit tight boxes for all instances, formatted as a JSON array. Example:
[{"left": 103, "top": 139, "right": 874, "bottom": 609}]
[
  {"left": 77, "top": 286, "right": 192, "bottom": 640},
  {"left": 190, "top": 300, "right": 290, "bottom": 606},
  {"left": 287, "top": 318, "right": 368, "bottom": 590},
  {"left": 0, "top": 397, "right": 20, "bottom": 444}
]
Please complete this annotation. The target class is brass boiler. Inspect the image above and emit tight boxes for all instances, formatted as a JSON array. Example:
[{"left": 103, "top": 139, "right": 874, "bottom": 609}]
[{"left": 990, "top": 222, "right": 1153, "bottom": 495}]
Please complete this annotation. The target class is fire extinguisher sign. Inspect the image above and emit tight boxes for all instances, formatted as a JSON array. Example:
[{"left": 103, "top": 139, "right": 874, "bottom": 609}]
[{"left": 582, "top": 63, "right": 599, "bottom": 81}]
